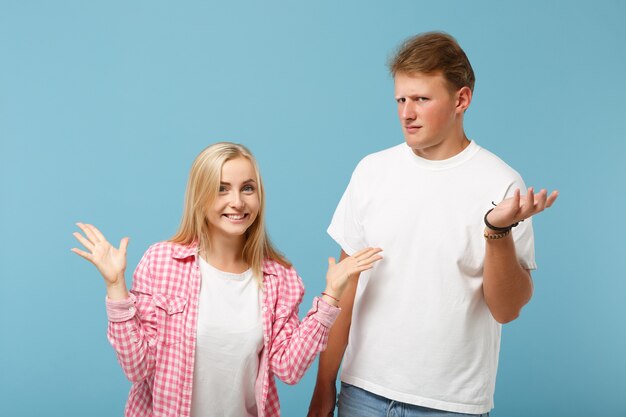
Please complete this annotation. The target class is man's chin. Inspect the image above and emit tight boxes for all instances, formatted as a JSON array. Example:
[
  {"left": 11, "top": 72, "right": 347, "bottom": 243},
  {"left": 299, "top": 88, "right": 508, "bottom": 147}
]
[{"left": 404, "top": 137, "right": 429, "bottom": 151}]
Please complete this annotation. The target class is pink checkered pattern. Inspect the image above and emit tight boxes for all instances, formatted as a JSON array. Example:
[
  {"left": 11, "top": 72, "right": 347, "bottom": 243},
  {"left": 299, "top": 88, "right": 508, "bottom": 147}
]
[{"left": 106, "top": 241, "right": 339, "bottom": 417}]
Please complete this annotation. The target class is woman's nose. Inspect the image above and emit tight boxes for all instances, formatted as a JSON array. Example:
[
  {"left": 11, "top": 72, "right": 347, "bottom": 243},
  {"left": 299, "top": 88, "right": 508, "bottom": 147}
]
[{"left": 229, "top": 192, "right": 244, "bottom": 209}]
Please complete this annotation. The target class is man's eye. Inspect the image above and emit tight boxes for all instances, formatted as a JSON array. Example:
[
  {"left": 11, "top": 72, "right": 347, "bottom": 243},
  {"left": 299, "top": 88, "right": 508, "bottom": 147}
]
[
  {"left": 417, "top": 97, "right": 429, "bottom": 102},
  {"left": 396, "top": 98, "right": 406, "bottom": 103}
]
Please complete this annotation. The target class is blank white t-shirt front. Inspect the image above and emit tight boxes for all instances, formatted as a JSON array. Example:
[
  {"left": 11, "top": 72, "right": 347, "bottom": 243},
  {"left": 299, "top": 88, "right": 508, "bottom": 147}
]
[
  {"left": 328, "top": 141, "right": 535, "bottom": 414},
  {"left": 190, "top": 258, "right": 263, "bottom": 417}
]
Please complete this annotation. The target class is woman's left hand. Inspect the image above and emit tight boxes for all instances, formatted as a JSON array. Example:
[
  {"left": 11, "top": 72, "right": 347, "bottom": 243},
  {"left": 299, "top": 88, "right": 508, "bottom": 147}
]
[{"left": 324, "top": 247, "right": 383, "bottom": 301}]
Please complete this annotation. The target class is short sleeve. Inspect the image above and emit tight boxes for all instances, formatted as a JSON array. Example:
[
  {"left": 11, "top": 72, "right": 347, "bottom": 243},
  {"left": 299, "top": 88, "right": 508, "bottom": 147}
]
[{"left": 327, "top": 163, "right": 368, "bottom": 255}]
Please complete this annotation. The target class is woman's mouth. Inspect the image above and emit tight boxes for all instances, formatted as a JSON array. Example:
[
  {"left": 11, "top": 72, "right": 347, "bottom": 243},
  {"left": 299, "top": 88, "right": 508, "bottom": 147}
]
[{"left": 223, "top": 213, "right": 248, "bottom": 222}]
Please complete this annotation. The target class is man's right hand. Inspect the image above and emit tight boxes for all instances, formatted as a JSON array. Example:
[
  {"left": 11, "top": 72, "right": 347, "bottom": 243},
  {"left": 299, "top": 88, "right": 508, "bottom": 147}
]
[{"left": 306, "top": 381, "right": 337, "bottom": 417}]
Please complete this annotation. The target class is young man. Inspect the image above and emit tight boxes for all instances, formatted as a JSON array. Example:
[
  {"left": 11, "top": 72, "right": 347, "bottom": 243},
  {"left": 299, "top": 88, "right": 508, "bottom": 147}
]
[{"left": 307, "top": 32, "right": 558, "bottom": 417}]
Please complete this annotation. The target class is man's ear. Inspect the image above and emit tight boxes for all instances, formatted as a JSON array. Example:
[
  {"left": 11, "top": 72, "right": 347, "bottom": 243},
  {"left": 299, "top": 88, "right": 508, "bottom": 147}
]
[{"left": 456, "top": 86, "right": 472, "bottom": 113}]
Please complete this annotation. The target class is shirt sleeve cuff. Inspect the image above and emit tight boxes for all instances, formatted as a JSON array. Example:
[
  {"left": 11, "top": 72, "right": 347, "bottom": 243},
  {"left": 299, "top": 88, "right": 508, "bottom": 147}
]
[
  {"left": 326, "top": 225, "right": 359, "bottom": 256},
  {"left": 311, "top": 296, "right": 341, "bottom": 328},
  {"left": 105, "top": 293, "right": 137, "bottom": 322}
]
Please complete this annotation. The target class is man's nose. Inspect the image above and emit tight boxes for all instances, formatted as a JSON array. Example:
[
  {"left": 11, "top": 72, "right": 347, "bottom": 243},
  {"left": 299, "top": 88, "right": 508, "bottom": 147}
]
[{"left": 402, "top": 102, "right": 416, "bottom": 120}]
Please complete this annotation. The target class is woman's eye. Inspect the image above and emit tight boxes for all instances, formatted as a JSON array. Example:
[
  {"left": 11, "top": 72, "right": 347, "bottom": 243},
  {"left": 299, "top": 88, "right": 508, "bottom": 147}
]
[
  {"left": 242, "top": 185, "right": 255, "bottom": 193},
  {"left": 219, "top": 186, "right": 227, "bottom": 192}
]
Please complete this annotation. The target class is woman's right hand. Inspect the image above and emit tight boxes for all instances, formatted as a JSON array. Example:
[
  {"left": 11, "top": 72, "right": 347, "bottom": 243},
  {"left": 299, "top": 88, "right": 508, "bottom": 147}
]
[{"left": 72, "top": 223, "right": 130, "bottom": 299}]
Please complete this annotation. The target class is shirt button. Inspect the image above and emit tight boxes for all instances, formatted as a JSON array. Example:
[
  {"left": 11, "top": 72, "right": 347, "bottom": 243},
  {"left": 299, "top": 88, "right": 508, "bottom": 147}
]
[{"left": 262, "top": 306, "right": 267, "bottom": 312}]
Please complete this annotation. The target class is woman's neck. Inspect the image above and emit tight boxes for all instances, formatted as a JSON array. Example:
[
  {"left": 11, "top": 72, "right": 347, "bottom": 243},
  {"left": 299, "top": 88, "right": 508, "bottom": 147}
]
[{"left": 202, "top": 234, "right": 249, "bottom": 273}]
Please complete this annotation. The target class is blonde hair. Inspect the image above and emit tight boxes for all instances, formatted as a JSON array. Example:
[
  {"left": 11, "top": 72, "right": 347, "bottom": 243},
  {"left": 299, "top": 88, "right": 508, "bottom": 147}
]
[{"left": 170, "top": 142, "right": 290, "bottom": 283}]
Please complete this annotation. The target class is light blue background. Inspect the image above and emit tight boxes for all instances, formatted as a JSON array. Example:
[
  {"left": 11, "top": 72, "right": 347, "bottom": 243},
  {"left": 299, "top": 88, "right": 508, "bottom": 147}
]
[{"left": 1, "top": 1, "right": 624, "bottom": 416}]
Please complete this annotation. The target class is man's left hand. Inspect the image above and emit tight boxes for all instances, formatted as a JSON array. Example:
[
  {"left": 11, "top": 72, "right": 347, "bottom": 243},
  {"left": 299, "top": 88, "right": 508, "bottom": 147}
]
[{"left": 486, "top": 187, "right": 559, "bottom": 229}]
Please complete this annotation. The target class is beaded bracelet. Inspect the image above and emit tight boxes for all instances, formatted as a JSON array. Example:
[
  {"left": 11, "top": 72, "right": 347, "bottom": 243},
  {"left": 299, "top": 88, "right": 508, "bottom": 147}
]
[{"left": 484, "top": 229, "right": 511, "bottom": 240}]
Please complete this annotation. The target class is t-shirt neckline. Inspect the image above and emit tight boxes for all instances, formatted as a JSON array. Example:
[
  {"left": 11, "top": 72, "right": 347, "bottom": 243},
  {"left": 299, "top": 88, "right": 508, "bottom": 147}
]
[
  {"left": 199, "top": 256, "right": 253, "bottom": 281},
  {"left": 406, "top": 140, "right": 480, "bottom": 171}
]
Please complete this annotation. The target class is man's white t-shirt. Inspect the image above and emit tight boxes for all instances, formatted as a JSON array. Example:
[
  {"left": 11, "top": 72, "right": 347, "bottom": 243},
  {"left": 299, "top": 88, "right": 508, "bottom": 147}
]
[
  {"left": 190, "top": 258, "right": 263, "bottom": 417},
  {"left": 328, "top": 141, "right": 535, "bottom": 414}
]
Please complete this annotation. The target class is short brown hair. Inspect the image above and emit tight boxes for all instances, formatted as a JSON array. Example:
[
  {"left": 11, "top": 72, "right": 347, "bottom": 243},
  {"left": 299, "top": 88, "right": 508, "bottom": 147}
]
[{"left": 389, "top": 32, "right": 475, "bottom": 92}]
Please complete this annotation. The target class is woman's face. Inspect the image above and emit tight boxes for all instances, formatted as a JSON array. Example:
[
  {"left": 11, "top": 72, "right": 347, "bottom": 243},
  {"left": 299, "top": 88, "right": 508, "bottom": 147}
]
[{"left": 206, "top": 157, "right": 260, "bottom": 242}]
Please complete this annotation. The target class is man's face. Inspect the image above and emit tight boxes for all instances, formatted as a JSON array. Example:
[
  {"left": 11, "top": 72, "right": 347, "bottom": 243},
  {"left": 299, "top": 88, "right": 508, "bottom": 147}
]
[{"left": 394, "top": 72, "right": 464, "bottom": 158}]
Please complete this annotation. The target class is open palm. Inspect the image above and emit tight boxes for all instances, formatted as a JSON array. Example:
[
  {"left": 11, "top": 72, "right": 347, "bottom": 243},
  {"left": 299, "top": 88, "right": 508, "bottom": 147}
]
[
  {"left": 325, "top": 247, "right": 383, "bottom": 295},
  {"left": 72, "top": 223, "right": 128, "bottom": 286},
  {"left": 487, "top": 187, "right": 558, "bottom": 229}
]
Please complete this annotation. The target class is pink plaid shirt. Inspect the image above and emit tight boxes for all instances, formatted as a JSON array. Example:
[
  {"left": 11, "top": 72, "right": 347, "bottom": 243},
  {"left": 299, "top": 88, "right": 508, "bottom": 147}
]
[{"left": 105, "top": 241, "right": 340, "bottom": 417}]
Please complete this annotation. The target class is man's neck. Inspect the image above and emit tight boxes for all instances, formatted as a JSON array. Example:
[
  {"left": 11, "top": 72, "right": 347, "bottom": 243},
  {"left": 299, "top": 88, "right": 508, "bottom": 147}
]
[{"left": 412, "top": 135, "right": 470, "bottom": 161}]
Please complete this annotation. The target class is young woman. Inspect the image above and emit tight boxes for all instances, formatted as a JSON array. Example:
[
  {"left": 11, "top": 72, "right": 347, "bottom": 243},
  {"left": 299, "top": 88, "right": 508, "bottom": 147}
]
[{"left": 71, "top": 142, "right": 382, "bottom": 417}]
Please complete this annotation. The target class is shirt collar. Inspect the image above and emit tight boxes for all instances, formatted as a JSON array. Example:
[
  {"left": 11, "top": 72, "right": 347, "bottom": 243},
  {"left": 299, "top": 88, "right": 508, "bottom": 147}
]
[
  {"left": 172, "top": 242, "right": 279, "bottom": 278},
  {"left": 261, "top": 259, "right": 279, "bottom": 277},
  {"left": 171, "top": 242, "right": 199, "bottom": 259}
]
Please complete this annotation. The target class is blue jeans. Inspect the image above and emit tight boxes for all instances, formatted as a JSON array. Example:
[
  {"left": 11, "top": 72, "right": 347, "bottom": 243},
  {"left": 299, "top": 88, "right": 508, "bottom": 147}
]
[{"left": 337, "top": 382, "right": 490, "bottom": 417}]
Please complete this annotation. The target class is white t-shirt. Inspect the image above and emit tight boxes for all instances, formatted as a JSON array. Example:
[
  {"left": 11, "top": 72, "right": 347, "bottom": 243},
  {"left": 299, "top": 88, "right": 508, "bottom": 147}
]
[
  {"left": 190, "top": 258, "right": 263, "bottom": 417},
  {"left": 328, "top": 141, "right": 535, "bottom": 414}
]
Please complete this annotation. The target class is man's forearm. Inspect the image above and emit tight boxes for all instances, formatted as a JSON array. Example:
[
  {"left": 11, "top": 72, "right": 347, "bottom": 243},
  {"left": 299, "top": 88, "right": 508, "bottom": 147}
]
[
  {"left": 483, "top": 231, "right": 533, "bottom": 323},
  {"left": 316, "top": 262, "right": 356, "bottom": 383},
  {"left": 316, "top": 310, "right": 351, "bottom": 382},
  {"left": 307, "top": 251, "right": 358, "bottom": 417}
]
